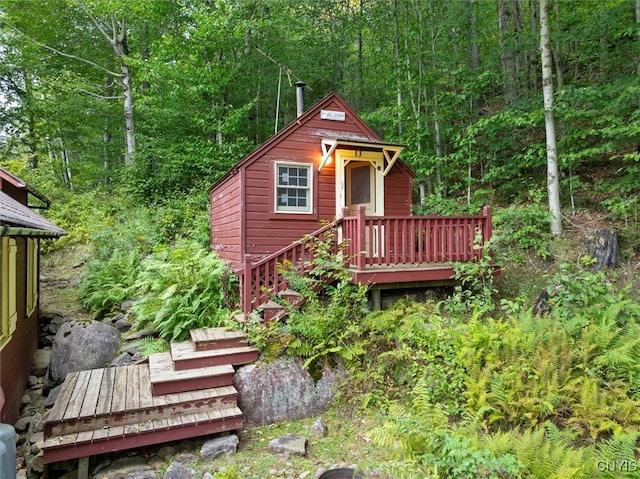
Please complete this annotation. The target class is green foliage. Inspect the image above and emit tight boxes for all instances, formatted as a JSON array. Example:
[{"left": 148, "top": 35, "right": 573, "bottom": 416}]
[
  {"left": 493, "top": 193, "right": 552, "bottom": 259},
  {"left": 484, "top": 424, "right": 597, "bottom": 479},
  {"left": 129, "top": 337, "right": 169, "bottom": 359},
  {"left": 357, "top": 301, "right": 467, "bottom": 413},
  {"left": 445, "top": 236, "right": 499, "bottom": 318},
  {"left": 78, "top": 249, "right": 139, "bottom": 318},
  {"left": 284, "top": 279, "right": 369, "bottom": 369},
  {"left": 369, "top": 385, "right": 523, "bottom": 479},
  {"left": 131, "top": 240, "right": 237, "bottom": 341},
  {"left": 460, "top": 267, "right": 640, "bottom": 440}
]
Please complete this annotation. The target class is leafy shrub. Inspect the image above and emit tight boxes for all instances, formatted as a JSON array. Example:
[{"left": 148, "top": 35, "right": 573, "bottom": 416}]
[
  {"left": 445, "top": 236, "right": 499, "bottom": 318},
  {"left": 131, "top": 240, "right": 237, "bottom": 341},
  {"left": 284, "top": 279, "right": 370, "bottom": 368},
  {"left": 493, "top": 193, "right": 551, "bottom": 259},
  {"left": 369, "top": 383, "right": 523, "bottom": 479},
  {"left": 78, "top": 249, "right": 139, "bottom": 318}
]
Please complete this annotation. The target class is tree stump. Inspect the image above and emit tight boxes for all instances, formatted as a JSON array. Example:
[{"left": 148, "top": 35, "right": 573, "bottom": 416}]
[{"left": 587, "top": 229, "right": 619, "bottom": 271}]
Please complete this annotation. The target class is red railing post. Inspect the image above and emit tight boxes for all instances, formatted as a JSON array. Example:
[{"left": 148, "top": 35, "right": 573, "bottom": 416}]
[
  {"left": 356, "top": 204, "right": 366, "bottom": 271},
  {"left": 482, "top": 206, "right": 492, "bottom": 243},
  {"left": 243, "top": 254, "right": 252, "bottom": 314}
]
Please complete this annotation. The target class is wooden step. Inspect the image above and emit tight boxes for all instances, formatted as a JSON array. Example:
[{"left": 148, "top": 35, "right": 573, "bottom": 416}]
[
  {"left": 278, "top": 288, "right": 305, "bottom": 307},
  {"left": 148, "top": 352, "right": 235, "bottom": 395},
  {"left": 259, "top": 300, "right": 287, "bottom": 324},
  {"left": 189, "top": 327, "right": 248, "bottom": 351},
  {"left": 170, "top": 341, "right": 259, "bottom": 371},
  {"left": 42, "top": 406, "right": 243, "bottom": 464},
  {"left": 43, "top": 366, "right": 238, "bottom": 437}
]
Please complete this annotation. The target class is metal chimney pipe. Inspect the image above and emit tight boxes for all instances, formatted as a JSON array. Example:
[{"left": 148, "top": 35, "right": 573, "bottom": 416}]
[{"left": 295, "top": 81, "right": 306, "bottom": 118}]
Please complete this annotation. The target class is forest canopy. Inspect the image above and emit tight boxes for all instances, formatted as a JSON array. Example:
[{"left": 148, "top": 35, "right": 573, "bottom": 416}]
[{"left": 0, "top": 0, "right": 638, "bottom": 211}]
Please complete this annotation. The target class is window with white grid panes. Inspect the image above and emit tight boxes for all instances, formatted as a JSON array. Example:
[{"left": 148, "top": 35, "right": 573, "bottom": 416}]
[{"left": 275, "top": 163, "right": 312, "bottom": 213}]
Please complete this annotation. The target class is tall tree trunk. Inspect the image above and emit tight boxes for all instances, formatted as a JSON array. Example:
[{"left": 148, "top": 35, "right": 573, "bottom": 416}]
[
  {"left": 114, "top": 18, "right": 136, "bottom": 166},
  {"left": 540, "top": 0, "right": 562, "bottom": 236},
  {"left": 89, "top": 14, "right": 136, "bottom": 166},
  {"left": 103, "top": 76, "right": 113, "bottom": 181},
  {"left": 528, "top": 0, "right": 539, "bottom": 92},
  {"left": 469, "top": 0, "right": 482, "bottom": 111},
  {"left": 141, "top": 23, "right": 150, "bottom": 95},
  {"left": 498, "top": 0, "right": 518, "bottom": 104},
  {"left": 23, "top": 72, "right": 38, "bottom": 168},
  {"left": 636, "top": 0, "right": 640, "bottom": 76},
  {"left": 552, "top": 0, "right": 563, "bottom": 90}
]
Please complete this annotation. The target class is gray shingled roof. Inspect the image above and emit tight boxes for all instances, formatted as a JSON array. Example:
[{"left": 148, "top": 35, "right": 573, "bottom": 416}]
[{"left": 0, "top": 191, "right": 66, "bottom": 237}]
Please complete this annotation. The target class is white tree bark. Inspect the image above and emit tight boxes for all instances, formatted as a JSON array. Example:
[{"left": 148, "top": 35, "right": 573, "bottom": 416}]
[
  {"left": 89, "top": 14, "right": 136, "bottom": 166},
  {"left": 540, "top": 0, "right": 562, "bottom": 236}
]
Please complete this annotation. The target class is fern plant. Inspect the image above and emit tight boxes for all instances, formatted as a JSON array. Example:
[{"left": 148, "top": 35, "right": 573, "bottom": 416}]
[
  {"left": 78, "top": 248, "right": 139, "bottom": 318},
  {"left": 131, "top": 239, "right": 237, "bottom": 340}
]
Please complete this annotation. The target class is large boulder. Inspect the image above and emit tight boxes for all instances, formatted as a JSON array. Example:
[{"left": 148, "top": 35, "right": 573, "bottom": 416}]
[
  {"left": 46, "top": 320, "right": 121, "bottom": 388},
  {"left": 234, "top": 357, "right": 344, "bottom": 426}
]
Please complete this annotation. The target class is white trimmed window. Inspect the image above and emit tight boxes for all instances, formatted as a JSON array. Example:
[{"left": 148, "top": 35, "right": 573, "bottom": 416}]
[
  {"left": 275, "top": 162, "right": 312, "bottom": 213},
  {"left": 1, "top": 237, "right": 17, "bottom": 346},
  {"left": 26, "top": 238, "right": 38, "bottom": 317}
]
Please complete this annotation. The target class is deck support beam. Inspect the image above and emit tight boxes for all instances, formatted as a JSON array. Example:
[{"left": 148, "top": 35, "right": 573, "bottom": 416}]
[
  {"left": 371, "top": 288, "right": 381, "bottom": 311},
  {"left": 78, "top": 457, "right": 89, "bottom": 479}
]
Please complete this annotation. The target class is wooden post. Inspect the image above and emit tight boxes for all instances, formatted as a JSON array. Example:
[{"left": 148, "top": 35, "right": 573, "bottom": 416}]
[
  {"left": 243, "top": 255, "right": 252, "bottom": 314},
  {"left": 588, "top": 229, "right": 618, "bottom": 271},
  {"left": 482, "top": 206, "right": 492, "bottom": 242},
  {"left": 78, "top": 457, "right": 89, "bottom": 479},
  {"left": 371, "top": 288, "right": 382, "bottom": 311},
  {"left": 356, "top": 205, "right": 366, "bottom": 271}
]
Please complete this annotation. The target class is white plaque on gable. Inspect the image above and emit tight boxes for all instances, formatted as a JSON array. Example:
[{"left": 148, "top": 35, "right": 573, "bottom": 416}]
[{"left": 321, "top": 110, "right": 346, "bottom": 121}]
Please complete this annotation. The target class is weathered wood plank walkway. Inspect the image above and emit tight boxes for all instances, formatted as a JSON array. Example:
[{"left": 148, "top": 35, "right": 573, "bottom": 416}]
[{"left": 42, "top": 327, "right": 258, "bottom": 466}]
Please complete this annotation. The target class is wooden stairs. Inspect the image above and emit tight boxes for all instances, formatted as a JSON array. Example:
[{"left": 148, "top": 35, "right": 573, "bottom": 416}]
[{"left": 41, "top": 327, "right": 259, "bottom": 465}]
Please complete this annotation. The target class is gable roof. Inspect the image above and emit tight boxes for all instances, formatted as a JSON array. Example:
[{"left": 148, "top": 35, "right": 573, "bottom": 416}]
[
  {"left": 0, "top": 191, "right": 66, "bottom": 238},
  {"left": 209, "top": 92, "right": 413, "bottom": 192}
]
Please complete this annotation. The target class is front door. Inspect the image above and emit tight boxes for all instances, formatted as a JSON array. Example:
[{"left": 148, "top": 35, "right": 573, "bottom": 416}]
[
  {"left": 336, "top": 150, "right": 385, "bottom": 257},
  {"left": 346, "top": 161, "right": 375, "bottom": 215},
  {"left": 335, "top": 150, "right": 384, "bottom": 217}
]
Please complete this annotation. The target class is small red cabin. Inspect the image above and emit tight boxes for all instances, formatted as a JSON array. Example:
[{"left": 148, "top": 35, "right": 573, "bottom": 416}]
[
  {"left": 210, "top": 90, "right": 494, "bottom": 316},
  {"left": 210, "top": 91, "right": 412, "bottom": 269}
]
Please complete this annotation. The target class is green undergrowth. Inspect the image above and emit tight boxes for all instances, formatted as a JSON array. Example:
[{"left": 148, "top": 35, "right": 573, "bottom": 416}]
[{"left": 247, "top": 242, "right": 640, "bottom": 478}]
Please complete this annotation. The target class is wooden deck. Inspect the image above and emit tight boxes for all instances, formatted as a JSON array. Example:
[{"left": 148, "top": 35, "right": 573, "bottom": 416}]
[
  {"left": 238, "top": 205, "right": 497, "bottom": 318},
  {"left": 42, "top": 327, "right": 258, "bottom": 465}
]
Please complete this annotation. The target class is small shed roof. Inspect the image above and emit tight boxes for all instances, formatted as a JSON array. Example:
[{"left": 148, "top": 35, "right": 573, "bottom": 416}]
[
  {"left": 0, "top": 191, "right": 66, "bottom": 238},
  {"left": 0, "top": 168, "right": 51, "bottom": 208}
]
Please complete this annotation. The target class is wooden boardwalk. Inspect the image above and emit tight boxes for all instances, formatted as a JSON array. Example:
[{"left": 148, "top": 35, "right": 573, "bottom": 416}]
[{"left": 42, "top": 327, "right": 258, "bottom": 465}]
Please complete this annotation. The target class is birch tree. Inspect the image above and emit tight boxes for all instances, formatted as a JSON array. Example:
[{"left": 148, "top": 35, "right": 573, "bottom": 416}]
[{"left": 540, "top": 0, "right": 562, "bottom": 236}]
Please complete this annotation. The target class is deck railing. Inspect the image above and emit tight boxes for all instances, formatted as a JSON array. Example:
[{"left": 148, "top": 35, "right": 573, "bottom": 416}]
[
  {"left": 340, "top": 205, "right": 492, "bottom": 269},
  {"left": 239, "top": 221, "right": 340, "bottom": 314},
  {"left": 239, "top": 206, "right": 492, "bottom": 314}
]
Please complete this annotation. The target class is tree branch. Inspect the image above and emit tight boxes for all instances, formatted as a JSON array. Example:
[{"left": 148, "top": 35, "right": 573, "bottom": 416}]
[
  {"left": 77, "top": 89, "right": 124, "bottom": 100},
  {"left": 3, "top": 22, "right": 123, "bottom": 78}
]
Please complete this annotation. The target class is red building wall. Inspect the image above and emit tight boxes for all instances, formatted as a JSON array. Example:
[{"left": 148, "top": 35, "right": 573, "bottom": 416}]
[
  {"left": 0, "top": 237, "right": 37, "bottom": 425},
  {"left": 210, "top": 173, "right": 243, "bottom": 268}
]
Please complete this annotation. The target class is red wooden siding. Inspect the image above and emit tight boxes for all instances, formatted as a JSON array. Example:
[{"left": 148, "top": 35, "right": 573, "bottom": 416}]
[
  {"left": 1, "top": 238, "right": 37, "bottom": 424},
  {"left": 383, "top": 164, "right": 413, "bottom": 216},
  {"left": 210, "top": 173, "right": 243, "bottom": 268}
]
